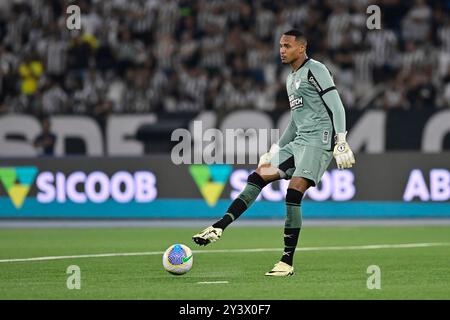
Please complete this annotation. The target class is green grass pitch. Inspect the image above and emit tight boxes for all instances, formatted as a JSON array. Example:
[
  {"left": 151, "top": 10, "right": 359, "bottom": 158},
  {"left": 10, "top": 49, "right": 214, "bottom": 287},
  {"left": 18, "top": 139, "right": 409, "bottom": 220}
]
[{"left": 0, "top": 225, "right": 449, "bottom": 299}]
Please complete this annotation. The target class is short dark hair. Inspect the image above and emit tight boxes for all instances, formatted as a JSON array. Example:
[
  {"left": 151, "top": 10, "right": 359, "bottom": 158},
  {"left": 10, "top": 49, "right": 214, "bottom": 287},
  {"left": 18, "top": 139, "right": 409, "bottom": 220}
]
[{"left": 283, "top": 29, "right": 307, "bottom": 43}]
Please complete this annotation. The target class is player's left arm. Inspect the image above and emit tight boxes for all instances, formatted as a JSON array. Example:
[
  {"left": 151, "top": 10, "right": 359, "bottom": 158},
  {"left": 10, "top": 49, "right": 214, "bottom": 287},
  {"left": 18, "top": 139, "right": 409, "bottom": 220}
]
[{"left": 308, "top": 63, "right": 355, "bottom": 169}]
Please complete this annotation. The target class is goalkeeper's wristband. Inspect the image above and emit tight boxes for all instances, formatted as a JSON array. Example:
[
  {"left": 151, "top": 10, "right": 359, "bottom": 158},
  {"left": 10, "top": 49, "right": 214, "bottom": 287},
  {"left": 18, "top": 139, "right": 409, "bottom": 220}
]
[{"left": 335, "top": 132, "right": 347, "bottom": 144}]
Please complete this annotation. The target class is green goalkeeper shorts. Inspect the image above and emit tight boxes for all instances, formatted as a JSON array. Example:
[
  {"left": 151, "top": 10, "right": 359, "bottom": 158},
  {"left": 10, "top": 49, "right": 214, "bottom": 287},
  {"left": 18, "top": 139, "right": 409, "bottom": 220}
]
[{"left": 269, "top": 140, "right": 333, "bottom": 186}]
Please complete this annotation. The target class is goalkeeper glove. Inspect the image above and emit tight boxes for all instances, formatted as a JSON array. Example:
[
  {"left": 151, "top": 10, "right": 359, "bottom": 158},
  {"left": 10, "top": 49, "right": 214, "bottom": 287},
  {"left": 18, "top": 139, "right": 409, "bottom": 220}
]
[
  {"left": 258, "top": 143, "right": 280, "bottom": 167},
  {"left": 333, "top": 132, "right": 355, "bottom": 169}
]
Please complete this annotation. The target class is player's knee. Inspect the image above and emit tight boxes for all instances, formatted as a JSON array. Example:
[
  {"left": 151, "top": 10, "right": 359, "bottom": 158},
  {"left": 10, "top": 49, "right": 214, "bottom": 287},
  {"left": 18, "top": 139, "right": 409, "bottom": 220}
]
[
  {"left": 288, "top": 177, "right": 313, "bottom": 193},
  {"left": 255, "top": 166, "right": 279, "bottom": 182}
]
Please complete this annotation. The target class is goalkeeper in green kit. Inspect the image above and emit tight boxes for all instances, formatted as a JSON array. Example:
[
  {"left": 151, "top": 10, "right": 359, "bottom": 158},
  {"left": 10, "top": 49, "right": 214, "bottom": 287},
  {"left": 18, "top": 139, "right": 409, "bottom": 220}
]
[{"left": 193, "top": 30, "right": 355, "bottom": 276}]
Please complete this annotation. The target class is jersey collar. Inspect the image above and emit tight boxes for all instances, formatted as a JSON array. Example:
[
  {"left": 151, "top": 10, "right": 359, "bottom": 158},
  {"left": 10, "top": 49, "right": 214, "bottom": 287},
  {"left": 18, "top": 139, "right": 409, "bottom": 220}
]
[{"left": 292, "top": 57, "right": 310, "bottom": 73}]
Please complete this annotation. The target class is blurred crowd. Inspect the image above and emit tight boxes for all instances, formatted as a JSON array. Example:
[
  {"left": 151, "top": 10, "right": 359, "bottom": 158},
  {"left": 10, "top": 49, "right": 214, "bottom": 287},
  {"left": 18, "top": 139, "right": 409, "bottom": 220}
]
[{"left": 0, "top": 0, "right": 450, "bottom": 125}]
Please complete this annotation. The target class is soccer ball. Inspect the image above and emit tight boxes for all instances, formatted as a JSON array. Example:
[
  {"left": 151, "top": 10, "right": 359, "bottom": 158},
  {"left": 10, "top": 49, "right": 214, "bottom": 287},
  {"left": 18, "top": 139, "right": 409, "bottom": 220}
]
[{"left": 162, "top": 244, "right": 193, "bottom": 275}]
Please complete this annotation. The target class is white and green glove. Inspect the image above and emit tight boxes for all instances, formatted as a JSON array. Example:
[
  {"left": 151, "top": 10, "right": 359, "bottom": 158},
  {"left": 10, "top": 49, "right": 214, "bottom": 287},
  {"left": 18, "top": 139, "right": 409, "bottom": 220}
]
[
  {"left": 333, "top": 132, "right": 355, "bottom": 169},
  {"left": 258, "top": 143, "right": 280, "bottom": 167}
]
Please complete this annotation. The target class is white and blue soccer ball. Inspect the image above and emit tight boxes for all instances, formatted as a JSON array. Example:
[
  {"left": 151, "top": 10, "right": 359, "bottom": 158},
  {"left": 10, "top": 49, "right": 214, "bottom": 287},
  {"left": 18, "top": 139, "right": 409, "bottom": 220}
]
[{"left": 162, "top": 244, "right": 193, "bottom": 275}]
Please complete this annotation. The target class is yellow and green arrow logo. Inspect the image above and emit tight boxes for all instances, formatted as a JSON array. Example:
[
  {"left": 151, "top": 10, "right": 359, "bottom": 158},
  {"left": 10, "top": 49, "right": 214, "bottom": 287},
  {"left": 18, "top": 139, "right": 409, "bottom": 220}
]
[
  {"left": 189, "top": 165, "right": 232, "bottom": 207},
  {"left": 0, "top": 167, "right": 38, "bottom": 209}
]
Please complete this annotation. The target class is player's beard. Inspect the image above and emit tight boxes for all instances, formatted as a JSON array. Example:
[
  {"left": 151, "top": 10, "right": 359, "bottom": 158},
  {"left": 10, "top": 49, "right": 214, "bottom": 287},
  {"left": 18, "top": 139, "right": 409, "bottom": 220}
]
[
  {"left": 281, "top": 57, "right": 290, "bottom": 65},
  {"left": 284, "top": 55, "right": 303, "bottom": 66}
]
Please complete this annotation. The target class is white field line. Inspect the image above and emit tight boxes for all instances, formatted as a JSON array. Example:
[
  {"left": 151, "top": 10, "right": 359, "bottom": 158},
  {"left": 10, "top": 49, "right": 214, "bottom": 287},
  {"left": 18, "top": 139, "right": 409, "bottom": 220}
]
[
  {"left": 0, "top": 242, "right": 448, "bottom": 263},
  {"left": 197, "top": 281, "right": 229, "bottom": 284}
]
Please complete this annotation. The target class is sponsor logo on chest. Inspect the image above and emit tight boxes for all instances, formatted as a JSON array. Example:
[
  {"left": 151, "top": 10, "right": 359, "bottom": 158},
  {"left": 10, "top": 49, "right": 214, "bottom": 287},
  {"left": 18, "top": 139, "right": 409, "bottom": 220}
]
[{"left": 289, "top": 94, "right": 303, "bottom": 109}]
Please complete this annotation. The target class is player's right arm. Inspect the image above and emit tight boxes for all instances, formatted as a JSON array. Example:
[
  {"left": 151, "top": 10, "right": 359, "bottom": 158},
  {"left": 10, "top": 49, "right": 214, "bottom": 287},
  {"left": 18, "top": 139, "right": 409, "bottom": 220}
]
[
  {"left": 258, "top": 117, "right": 296, "bottom": 167},
  {"left": 278, "top": 117, "right": 296, "bottom": 148}
]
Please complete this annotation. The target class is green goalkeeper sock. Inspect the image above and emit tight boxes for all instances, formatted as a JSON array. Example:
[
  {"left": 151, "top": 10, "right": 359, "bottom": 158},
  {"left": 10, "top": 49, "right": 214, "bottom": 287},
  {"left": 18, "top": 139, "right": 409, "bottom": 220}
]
[
  {"left": 213, "top": 172, "right": 267, "bottom": 230},
  {"left": 281, "top": 188, "right": 303, "bottom": 266}
]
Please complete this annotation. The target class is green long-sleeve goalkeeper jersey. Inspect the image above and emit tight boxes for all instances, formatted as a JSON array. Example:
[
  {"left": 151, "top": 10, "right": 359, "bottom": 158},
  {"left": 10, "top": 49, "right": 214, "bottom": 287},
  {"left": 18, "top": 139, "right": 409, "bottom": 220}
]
[{"left": 278, "top": 58, "right": 346, "bottom": 151}]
